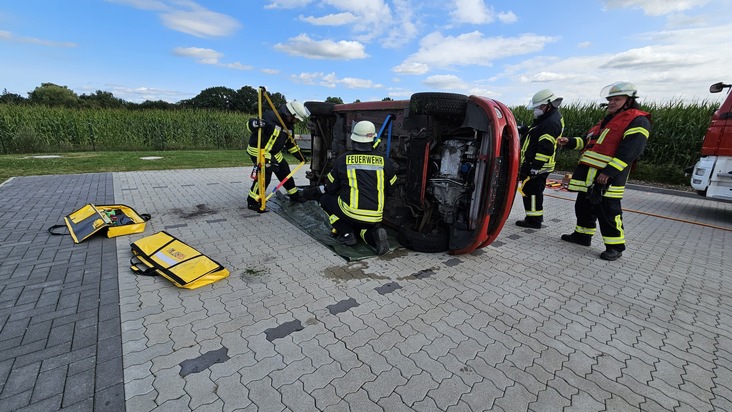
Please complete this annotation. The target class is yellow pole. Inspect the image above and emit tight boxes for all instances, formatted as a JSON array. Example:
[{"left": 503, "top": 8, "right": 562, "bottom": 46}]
[{"left": 257, "top": 87, "right": 266, "bottom": 211}]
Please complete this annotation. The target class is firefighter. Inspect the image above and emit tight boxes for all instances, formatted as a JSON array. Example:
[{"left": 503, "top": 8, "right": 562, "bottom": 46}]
[
  {"left": 303, "top": 121, "right": 397, "bottom": 255},
  {"left": 246, "top": 101, "right": 310, "bottom": 211},
  {"left": 558, "top": 82, "right": 651, "bottom": 261},
  {"left": 517, "top": 89, "right": 564, "bottom": 228}
]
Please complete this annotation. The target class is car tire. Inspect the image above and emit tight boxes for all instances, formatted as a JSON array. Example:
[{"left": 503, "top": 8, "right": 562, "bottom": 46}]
[
  {"left": 409, "top": 92, "right": 468, "bottom": 115},
  {"left": 397, "top": 225, "right": 450, "bottom": 253},
  {"left": 305, "top": 101, "right": 335, "bottom": 116}
]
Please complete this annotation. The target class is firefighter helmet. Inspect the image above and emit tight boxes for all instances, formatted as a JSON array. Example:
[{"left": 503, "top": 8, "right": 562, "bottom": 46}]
[
  {"left": 601, "top": 81, "right": 638, "bottom": 99},
  {"left": 350, "top": 121, "right": 376, "bottom": 143},
  {"left": 527, "top": 89, "right": 563, "bottom": 109},
  {"left": 285, "top": 100, "right": 310, "bottom": 121}
]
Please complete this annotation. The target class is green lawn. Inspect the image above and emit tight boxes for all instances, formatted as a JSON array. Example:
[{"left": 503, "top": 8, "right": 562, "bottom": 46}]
[{"left": 0, "top": 151, "right": 256, "bottom": 184}]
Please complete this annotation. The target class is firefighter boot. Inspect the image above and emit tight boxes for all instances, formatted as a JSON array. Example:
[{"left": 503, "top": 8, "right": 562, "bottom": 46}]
[
  {"left": 516, "top": 218, "right": 542, "bottom": 229},
  {"left": 365, "top": 226, "right": 389, "bottom": 256},
  {"left": 561, "top": 232, "right": 591, "bottom": 246},
  {"left": 247, "top": 198, "right": 268, "bottom": 213},
  {"left": 336, "top": 232, "right": 358, "bottom": 246},
  {"left": 600, "top": 249, "right": 623, "bottom": 261},
  {"left": 289, "top": 190, "right": 307, "bottom": 203}
]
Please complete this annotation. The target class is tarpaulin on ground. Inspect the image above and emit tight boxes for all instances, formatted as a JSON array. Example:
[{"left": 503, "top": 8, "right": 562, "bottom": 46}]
[{"left": 269, "top": 192, "right": 399, "bottom": 261}]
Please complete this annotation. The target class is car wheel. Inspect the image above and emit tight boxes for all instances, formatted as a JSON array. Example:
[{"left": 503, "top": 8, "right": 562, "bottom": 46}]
[
  {"left": 397, "top": 225, "right": 450, "bottom": 253},
  {"left": 305, "top": 101, "right": 335, "bottom": 116},
  {"left": 409, "top": 92, "right": 468, "bottom": 115}
]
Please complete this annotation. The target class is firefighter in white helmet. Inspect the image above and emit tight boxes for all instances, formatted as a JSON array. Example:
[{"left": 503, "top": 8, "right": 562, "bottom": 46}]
[
  {"left": 303, "top": 121, "right": 397, "bottom": 255},
  {"left": 246, "top": 100, "right": 310, "bottom": 212},
  {"left": 517, "top": 89, "right": 564, "bottom": 228},
  {"left": 557, "top": 81, "right": 652, "bottom": 261}
]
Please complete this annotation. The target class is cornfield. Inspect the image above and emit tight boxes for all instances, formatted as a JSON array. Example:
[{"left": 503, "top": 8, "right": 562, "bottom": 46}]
[
  {"left": 0, "top": 106, "right": 307, "bottom": 153},
  {"left": 0, "top": 100, "right": 719, "bottom": 183}
]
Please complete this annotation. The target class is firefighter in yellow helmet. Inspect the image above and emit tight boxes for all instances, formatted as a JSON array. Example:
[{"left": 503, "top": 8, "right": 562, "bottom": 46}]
[
  {"left": 517, "top": 89, "right": 564, "bottom": 228},
  {"left": 303, "top": 121, "right": 397, "bottom": 255},
  {"left": 558, "top": 81, "right": 651, "bottom": 261},
  {"left": 246, "top": 101, "right": 310, "bottom": 212}
]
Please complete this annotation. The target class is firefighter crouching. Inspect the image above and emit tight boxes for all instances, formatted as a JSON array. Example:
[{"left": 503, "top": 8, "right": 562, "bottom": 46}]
[
  {"left": 246, "top": 101, "right": 309, "bottom": 212},
  {"left": 558, "top": 81, "right": 651, "bottom": 261},
  {"left": 302, "top": 121, "right": 397, "bottom": 255}
]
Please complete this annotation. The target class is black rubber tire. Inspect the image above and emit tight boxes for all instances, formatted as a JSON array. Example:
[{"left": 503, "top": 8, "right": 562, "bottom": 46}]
[
  {"left": 305, "top": 101, "right": 335, "bottom": 116},
  {"left": 409, "top": 92, "right": 468, "bottom": 116},
  {"left": 397, "top": 225, "right": 450, "bottom": 253}
]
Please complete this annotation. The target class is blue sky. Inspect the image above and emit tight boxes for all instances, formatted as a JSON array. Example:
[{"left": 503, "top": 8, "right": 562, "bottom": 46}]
[{"left": 1, "top": 0, "right": 731, "bottom": 106}]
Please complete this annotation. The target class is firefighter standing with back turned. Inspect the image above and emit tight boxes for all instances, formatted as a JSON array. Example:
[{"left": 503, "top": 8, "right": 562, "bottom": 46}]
[
  {"left": 558, "top": 81, "right": 651, "bottom": 261},
  {"left": 246, "top": 101, "right": 309, "bottom": 212},
  {"left": 303, "top": 121, "right": 397, "bottom": 255},
  {"left": 517, "top": 89, "right": 564, "bottom": 229}
]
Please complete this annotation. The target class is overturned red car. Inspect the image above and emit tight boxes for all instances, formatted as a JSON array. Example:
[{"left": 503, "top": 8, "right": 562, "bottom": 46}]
[{"left": 304, "top": 92, "right": 520, "bottom": 254}]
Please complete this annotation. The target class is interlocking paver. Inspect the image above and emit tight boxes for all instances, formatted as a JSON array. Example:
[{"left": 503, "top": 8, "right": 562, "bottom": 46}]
[{"left": 4, "top": 168, "right": 732, "bottom": 411}]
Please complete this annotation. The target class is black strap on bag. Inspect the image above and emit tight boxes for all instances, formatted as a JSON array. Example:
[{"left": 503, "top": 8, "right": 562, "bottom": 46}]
[{"left": 48, "top": 224, "right": 67, "bottom": 236}]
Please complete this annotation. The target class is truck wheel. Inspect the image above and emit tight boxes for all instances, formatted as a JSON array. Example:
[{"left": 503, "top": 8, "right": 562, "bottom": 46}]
[
  {"left": 397, "top": 225, "right": 450, "bottom": 253},
  {"left": 409, "top": 92, "right": 468, "bottom": 116},
  {"left": 305, "top": 101, "right": 335, "bottom": 116}
]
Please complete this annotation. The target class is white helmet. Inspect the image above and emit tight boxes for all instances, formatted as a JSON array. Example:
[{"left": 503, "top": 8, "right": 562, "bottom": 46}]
[
  {"left": 350, "top": 121, "right": 376, "bottom": 143},
  {"left": 527, "top": 89, "right": 563, "bottom": 109},
  {"left": 285, "top": 100, "right": 310, "bottom": 121},
  {"left": 601, "top": 81, "right": 638, "bottom": 99}
]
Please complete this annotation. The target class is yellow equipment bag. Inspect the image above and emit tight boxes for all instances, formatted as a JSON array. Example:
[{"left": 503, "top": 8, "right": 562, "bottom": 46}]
[
  {"left": 129, "top": 231, "right": 229, "bottom": 289},
  {"left": 49, "top": 204, "right": 151, "bottom": 243}
]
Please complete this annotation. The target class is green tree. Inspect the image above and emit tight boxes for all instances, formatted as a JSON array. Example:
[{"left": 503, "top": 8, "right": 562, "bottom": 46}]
[
  {"left": 80, "top": 90, "right": 127, "bottom": 109},
  {"left": 28, "top": 83, "right": 79, "bottom": 107},
  {"left": 381, "top": 97, "right": 393, "bottom": 101},
  {"left": 184, "top": 86, "right": 237, "bottom": 111},
  {"left": 132, "top": 100, "right": 178, "bottom": 110},
  {"left": 0, "top": 89, "right": 26, "bottom": 105},
  {"left": 325, "top": 96, "right": 344, "bottom": 104},
  {"left": 232, "top": 86, "right": 258, "bottom": 113}
]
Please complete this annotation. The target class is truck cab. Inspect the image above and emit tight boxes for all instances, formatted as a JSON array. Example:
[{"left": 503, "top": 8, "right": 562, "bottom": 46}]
[{"left": 690, "top": 81, "right": 732, "bottom": 200}]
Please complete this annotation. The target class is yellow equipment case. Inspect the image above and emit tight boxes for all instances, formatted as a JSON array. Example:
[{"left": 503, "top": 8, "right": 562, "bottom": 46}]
[
  {"left": 130, "top": 231, "right": 229, "bottom": 289},
  {"left": 49, "top": 204, "right": 151, "bottom": 243}
]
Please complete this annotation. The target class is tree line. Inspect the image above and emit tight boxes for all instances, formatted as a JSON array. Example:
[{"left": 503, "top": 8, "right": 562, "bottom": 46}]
[{"left": 0, "top": 83, "right": 347, "bottom": 112}]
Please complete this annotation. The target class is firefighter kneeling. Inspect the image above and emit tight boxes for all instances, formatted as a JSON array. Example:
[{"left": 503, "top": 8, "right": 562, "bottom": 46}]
[{"left": 303, "top": 121, "right": 397, "bottom": 255}]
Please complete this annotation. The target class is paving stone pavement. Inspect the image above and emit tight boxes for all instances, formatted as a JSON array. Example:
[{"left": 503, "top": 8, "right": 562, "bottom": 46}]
[{"left": 1, "top": 167, "right": 731, "bottom": 411}]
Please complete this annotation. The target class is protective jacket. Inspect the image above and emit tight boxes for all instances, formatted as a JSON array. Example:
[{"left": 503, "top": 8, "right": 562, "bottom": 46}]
[
  {"left": 325, "top": 149, "right": 397, "bottom": 223},
  {"left": 520, "top": 108, "right": 564, "bottom": 175},
  {"left": 566, "top": 108, "right": 651, "bottom": 198},
  {"left": 246, "top": 109, "right": 303, "bottom": 163}
]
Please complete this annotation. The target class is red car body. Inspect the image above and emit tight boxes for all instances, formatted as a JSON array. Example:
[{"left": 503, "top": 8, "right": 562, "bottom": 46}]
[{"left": 304, "top": 92, "right": 520, "bottom": 254}]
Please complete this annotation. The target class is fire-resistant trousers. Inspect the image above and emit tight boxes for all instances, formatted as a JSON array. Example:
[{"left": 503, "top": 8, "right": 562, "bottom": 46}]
[{"left": 573, "top": 191, "right": 626, "bottom": 251}]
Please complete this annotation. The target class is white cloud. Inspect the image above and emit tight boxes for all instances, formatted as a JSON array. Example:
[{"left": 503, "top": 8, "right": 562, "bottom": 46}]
[
  {"left": 274, "top": 34, "right": 368, "bottom": 60},
  {"left": 261, "top": 68, "right": 280, "bottom": 74},
  {"left": 265, "top": 0, "right": 313, "bottom": 9},
  {"left": 603, "top": 0, "right": 711, "bottom": 16},
  {"left": 578, "top": 41, "right": 592, "bottom": 48},
  {"left": 451, "top": 0, "right": 494, "bottom": 24},
  {"left": 498, "top": 11, "right": 517, "bottom": 24},
  {"left": 423, "top": 74, "right": 468, "bottom": 90},
  {"left": 600, "top": 46, "right": 698, "bottom": 69},
  {"left": 109, "top": 0, "right": 241, "bottom": 37},
  {"left": 298, "top": 12, "right": 357, "bottom": 26},
  {"left": 173, "top": 47, "right": 252, "bottom": 70},
  {"left": 392, "top": 62, "right": 430, "bottom": 75},
  {"left": 161, "top": 8, "right": 241, "bottom": 38},
  {"left": 292, "top": 71, "right": 383, "bottom": 89},
  {"left": 104, "top": 0, "right": 168, "bottom": 11},
  {"left": 396, "top": 31, "right": 558, "bottom": 73},
  {"left": 0, "top": 30, "right": 77, "bottom": 48}
]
